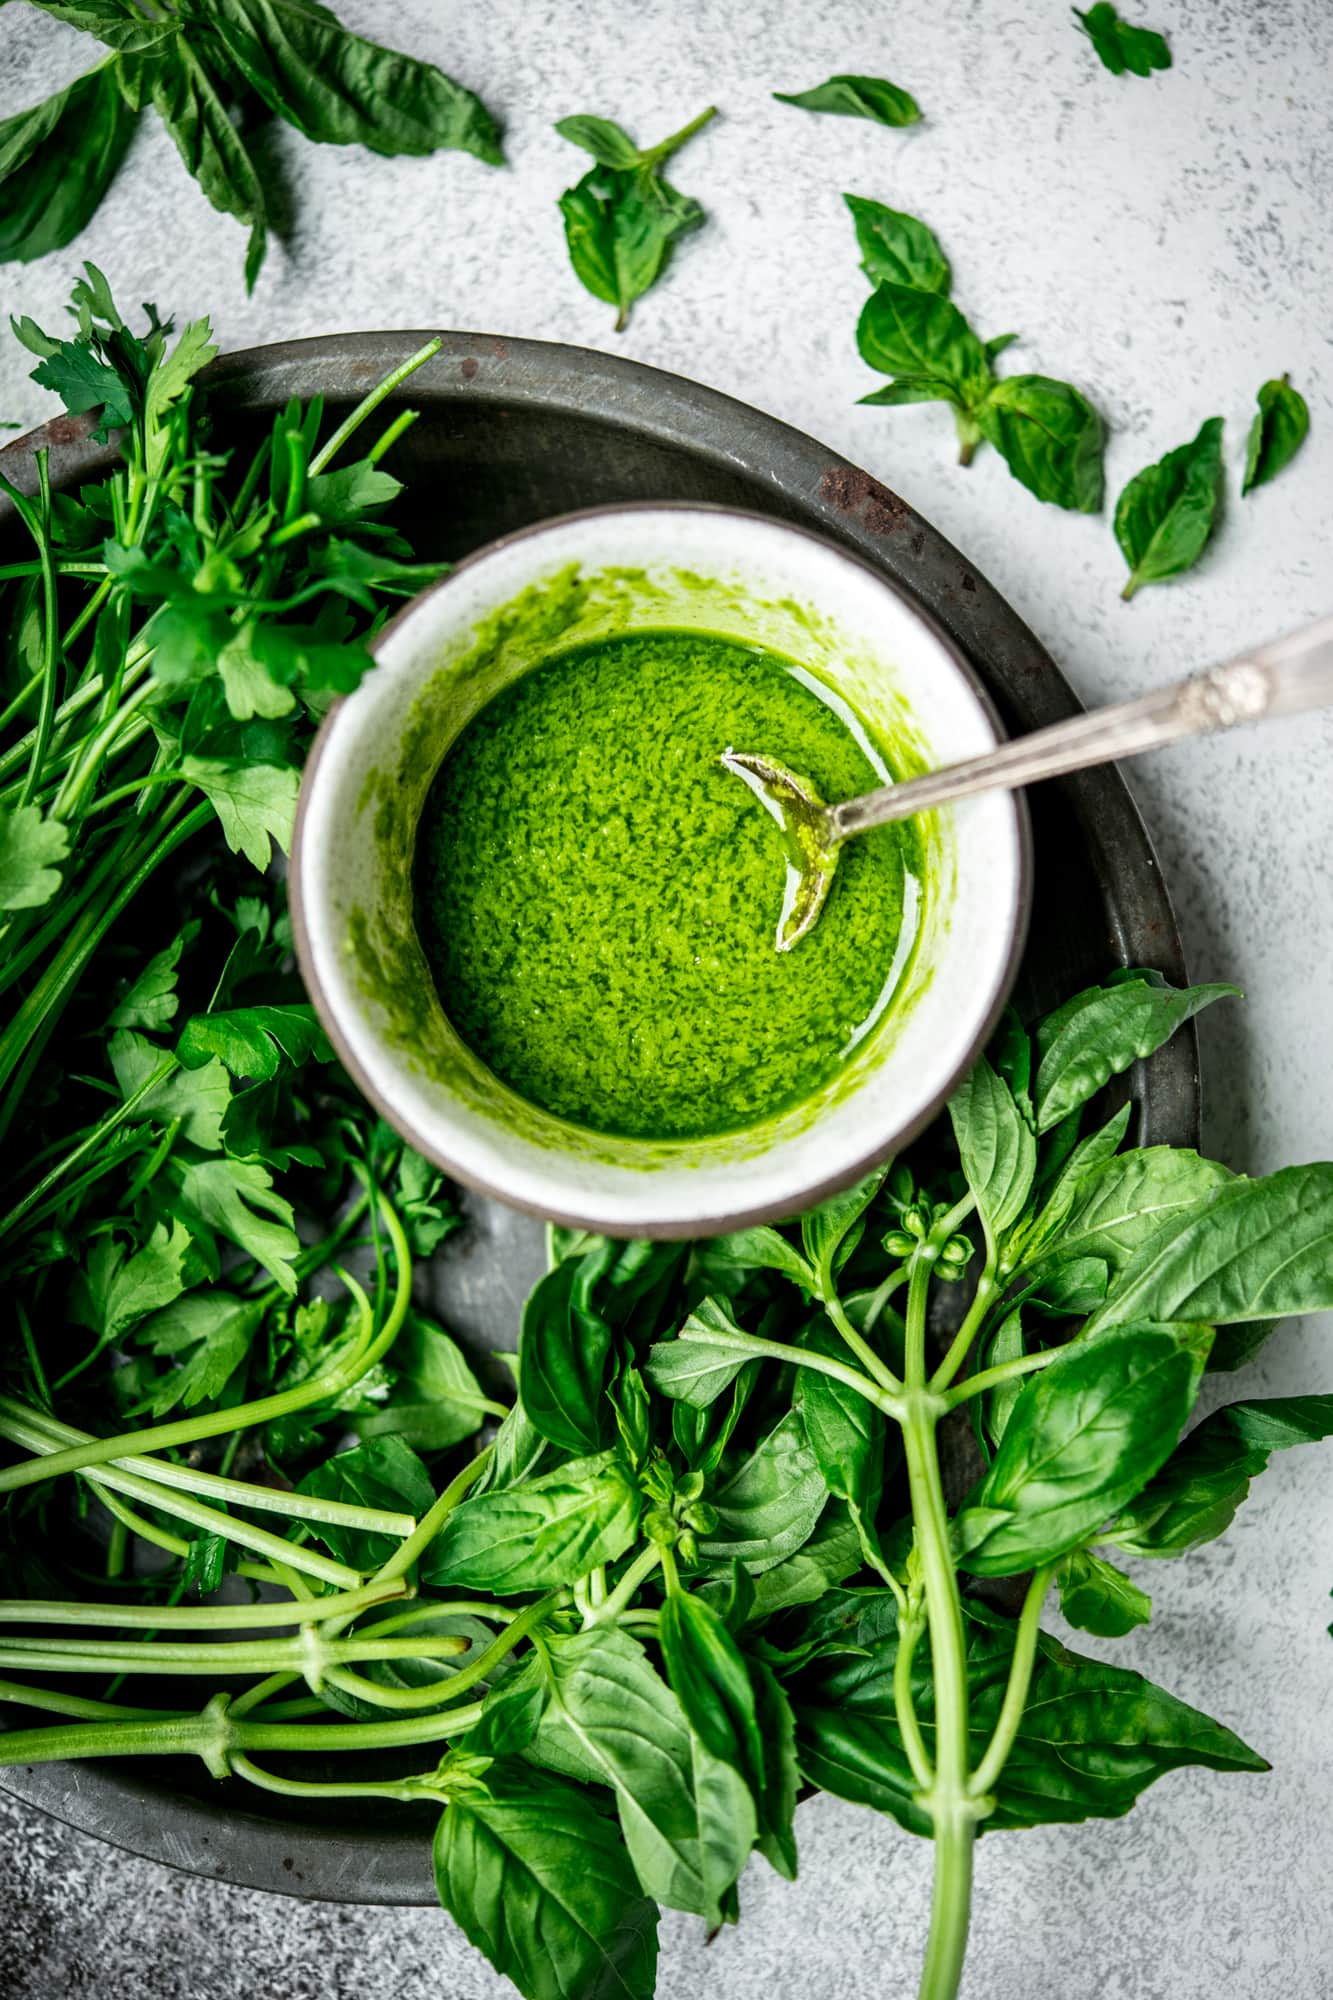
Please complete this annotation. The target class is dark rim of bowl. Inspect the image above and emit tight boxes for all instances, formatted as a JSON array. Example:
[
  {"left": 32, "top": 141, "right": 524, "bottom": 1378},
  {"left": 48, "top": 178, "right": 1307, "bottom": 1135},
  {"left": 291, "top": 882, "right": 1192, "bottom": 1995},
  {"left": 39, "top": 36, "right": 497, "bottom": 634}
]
[{"left": 288, "top": 499, "right": 1034, "bottom": 1239}]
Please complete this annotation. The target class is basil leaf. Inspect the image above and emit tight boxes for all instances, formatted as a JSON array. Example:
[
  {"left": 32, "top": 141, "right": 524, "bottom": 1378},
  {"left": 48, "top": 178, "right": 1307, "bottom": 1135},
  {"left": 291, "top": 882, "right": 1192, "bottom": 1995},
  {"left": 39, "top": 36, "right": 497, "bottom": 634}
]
[
  {"left": 1024, "top": 1256, "right": 1108, "bottom": 1316},
  {"left": 1242, "top": 374, "right": 1310, "bottom": 495},
  {"left": 26, "top": 2, "right": 178, "bottom": 52},
  {"left": 794, "top": 1594, "right": 1264, "bottom": 1831},
  {"left": 553, "top": 113, "right": 640, "bottom": 168},
  {"left": 844, "top": 193, "right": 950, "bottom": 292},
  {"left": 1084, "top": 1164, "right": 1333, "bottom": 1337},
  {"left": 857, "top": 281, "right": 991, "bottom": 404},
  {"left": 556, "top": 107, "right": 714, "bottom": 330},
  {"left": 1021, "top": 1147, "right": 1234, "bottom": 1284},
  {"left": 700, "top": 1408, "right": 828, "bottom": 1574},
  {"left": 775, "top": 75, "right": 921, "bottom": 128},
  {"left": 297, "top": 1435, "right": 435, "bottom": 1570},
  {"left": 473, "top": 1396, "right": 548, "bottom": 1495},
  {"left": 659, "top": 1590, "right": 765, "bottom": 1797},
  {"left": 423, "top": 1449, "right": 640, "bottom": 1592},
  {"left": 748, "top": 1500, "right": 866, "bottom": 1617},
  {"left": 0, "top": 63, "right": 134, "bottom": 263},
  {"left": 796, "top": 1320, "right": 895, "bottom": 1573},
  {"left": 1055, "top": 1548, "right": 1151, "bottom": 1636},
  {"left": 519, "top": 1243, "right": 617, "bottom": 1453},
  {"left": 1114, "top": 416, "right": 1226, "bottom": 600},
  {"left": 955, "top": 1323, "right": 1210, "bottom": 1575},
  {"left": 693, "top": 1225, "right": 813, "bottom": 1291},
  {"left": 1032, "top": 970, "right": 1239, "bottom": 1134},
  {"left": 751, "top": 1660, "right": 800, "bottom": 1878},
  {"left": 859, "top": 378, "right": 960, "bottom": 408},
  {"left": 433, "top": 1764, "right": 660, "bottom": 2000},
  {"left": 800, "top": 1164, "right": 889, "bottom": 1289},
  {"left": 645, "top": 1295, "right": 752, "bottom": 1408},
  {"left": 533, "top": 1627, "right": 755, "bottom": 1924},
  {"left": 146, "top": 44, "right": 268, "bottom": 291},
  {"left": 176, "top": 1002, "right": 331, "bottom": 1080},
  {"left": 982, "top": 1306, "right": 1027, "bottom": 1450},
  {"left": 976, "top": 374, "right": 1105, "bottom": 513},
  {"left": 205, "top": 0, "right": 503, "bottom": 164},
  {"left": 358, "top": 1312, "right": 493, "bottom": 1453},
  {"left": 1075, "top": 3, "right": 1172, "bottom": 78},
  {"left": 948, "top": 1052, "right": 1037, "bottom": 1237},
  {"left": 1105, "top": 1395, "right": 1333, "bottom": 1556}
]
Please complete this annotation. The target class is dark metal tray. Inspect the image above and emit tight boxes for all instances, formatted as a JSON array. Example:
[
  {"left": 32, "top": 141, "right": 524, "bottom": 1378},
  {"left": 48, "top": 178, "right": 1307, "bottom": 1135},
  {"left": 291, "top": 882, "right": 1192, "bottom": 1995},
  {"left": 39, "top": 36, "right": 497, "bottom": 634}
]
[{"left": 0, "top": 332, "right": 1198, "bottom": 1905}]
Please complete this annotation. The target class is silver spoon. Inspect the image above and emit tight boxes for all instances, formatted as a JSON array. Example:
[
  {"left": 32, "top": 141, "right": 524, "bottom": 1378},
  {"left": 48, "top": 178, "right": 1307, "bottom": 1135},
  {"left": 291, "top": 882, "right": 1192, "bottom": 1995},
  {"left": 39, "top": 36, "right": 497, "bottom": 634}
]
[{"left": 723, "top": 613, "right": 1333, "bottom": 951}]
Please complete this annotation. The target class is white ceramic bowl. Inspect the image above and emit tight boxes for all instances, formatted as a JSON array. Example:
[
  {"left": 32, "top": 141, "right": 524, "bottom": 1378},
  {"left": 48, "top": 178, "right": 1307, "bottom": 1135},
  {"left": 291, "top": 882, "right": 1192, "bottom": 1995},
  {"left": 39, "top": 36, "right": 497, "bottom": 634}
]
[{"left": 291, "top": 505, "right": 1030, "bottom": 1236}]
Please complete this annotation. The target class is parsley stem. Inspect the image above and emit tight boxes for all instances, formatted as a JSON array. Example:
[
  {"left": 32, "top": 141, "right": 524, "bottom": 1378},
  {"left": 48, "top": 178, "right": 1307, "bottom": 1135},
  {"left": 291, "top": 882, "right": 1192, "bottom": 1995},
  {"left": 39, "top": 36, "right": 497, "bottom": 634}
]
[
  {"left": 308, "top": 338, "right": 443, "bottom": 477},
  {"left": 323, "top": 1594, "right": 554, "bottom": 1711},
  {"left": 0, "top": 1398, "right": 418, "bottom": 1538},
  {"left": 0, "top": 1054, "right": 176, "bottom": 1242},
  {"left": 4, "top": 454, "right": 58, "bottom": 810},
  {"left": 0, "top": 1582, "right": 410, "bottom": 1632},
  {"left": 0, "top": 1678, "right": 187, "bottom": 1724}
]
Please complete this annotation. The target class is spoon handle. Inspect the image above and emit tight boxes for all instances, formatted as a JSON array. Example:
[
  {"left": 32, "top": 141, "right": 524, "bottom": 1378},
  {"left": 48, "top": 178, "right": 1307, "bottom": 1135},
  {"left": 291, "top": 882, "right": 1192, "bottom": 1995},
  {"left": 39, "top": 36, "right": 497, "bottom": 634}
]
[{"left": 831, "top": 613, "right": 1333, "bottom": 841}]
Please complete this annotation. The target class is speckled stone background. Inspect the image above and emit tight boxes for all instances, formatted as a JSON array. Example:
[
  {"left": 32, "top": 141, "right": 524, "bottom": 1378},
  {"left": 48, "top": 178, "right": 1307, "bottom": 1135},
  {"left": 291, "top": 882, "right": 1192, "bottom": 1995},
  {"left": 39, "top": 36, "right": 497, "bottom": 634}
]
[{"left": 1, "top": 2, "right": 1331, "bottom": 1995}]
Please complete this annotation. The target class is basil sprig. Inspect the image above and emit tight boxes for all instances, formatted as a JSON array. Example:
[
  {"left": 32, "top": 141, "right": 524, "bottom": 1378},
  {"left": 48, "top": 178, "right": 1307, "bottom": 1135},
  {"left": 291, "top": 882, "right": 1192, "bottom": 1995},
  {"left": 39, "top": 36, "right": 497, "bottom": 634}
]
[
  {"left": 555, "top": 105, "right": 717, "bottom": 330},
  {"left": 850, "top": 195, "right": 1106, "bottom": 509}
]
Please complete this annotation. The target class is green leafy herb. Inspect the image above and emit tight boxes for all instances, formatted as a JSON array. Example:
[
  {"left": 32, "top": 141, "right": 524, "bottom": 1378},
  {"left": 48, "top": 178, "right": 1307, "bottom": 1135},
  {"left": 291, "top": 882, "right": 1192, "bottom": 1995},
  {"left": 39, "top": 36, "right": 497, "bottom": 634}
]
[
  {"left": 1114, "top": 416, "right": 1226, "bottom": 599},
  {"left": 2, "top": 0, "right": 501, "bottom": 285},
  {"left": 774, "top": 76, "right": 921, "bottom": 128},
  {"left": 556, "top": 105, "right": 716, "bottom": 329},
  {"left": 1242, "top": 375, "right": 1310, "bottom": 495},
  {"left": 1055, "top": 1548, "right": 1152, "bottom": 1635},
  {"left": 851, "top": 200, "right": 1104, "bottom": 503},
  {"left": 1075, "top": 4, "right": 1172, "bottom": 78}
]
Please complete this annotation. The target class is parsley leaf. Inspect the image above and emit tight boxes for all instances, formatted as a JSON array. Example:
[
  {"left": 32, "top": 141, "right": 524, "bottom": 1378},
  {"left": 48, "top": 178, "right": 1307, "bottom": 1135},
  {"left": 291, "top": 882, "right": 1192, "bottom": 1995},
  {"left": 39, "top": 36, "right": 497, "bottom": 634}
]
[{"left": 0, "top": 804, "right": 69, "bottom": 911}]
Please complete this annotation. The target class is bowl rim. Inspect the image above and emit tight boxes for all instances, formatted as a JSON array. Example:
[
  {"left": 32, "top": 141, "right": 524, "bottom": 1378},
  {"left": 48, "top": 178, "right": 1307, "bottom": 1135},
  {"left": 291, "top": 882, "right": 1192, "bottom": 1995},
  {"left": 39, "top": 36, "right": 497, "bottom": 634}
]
[{"left": 289, "top": 498, "right": 1034, "bottom": 1237}]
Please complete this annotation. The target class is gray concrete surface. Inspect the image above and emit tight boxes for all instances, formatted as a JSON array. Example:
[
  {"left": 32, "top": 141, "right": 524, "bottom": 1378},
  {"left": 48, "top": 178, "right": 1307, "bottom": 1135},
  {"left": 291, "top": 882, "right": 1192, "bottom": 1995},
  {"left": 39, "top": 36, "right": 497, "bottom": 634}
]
[{"left": 2, "top": 1, "right": 1331, "bottom": 1995}]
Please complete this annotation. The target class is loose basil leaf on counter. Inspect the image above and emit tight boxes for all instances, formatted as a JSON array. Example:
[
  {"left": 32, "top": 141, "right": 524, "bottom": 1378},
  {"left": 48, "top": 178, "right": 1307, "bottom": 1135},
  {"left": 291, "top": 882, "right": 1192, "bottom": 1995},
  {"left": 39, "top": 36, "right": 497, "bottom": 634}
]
[
  {"left": 775, "top": 75, "right": 921, "bottom": 128},
  {"left": 1055, "top": 1548, "right": 1152, "bottom": 1635},
  {"left": 1083, "top": 1164, "right": 1333, "bottom": 1338},
  {"left": 975, "top": 374, "right": 1106, "bottom": 512},
  {"left": 556, "top": 106, "right": 716, "bottom": 330},
  {"left": 1074, "top": 3, "right": 1172, "bottom": 77},
  {"left": 532, "top": 1625, "right": 756, "bottom": 1924},
  {"left": 1032, "top": 969, "right": 1240, "bottom": 1134},
  {"left": 1104, "top": 1395, "right": 1333, "bottom": 1556},
  {"left": 794, "top": 1594, "right": 1264, "bottom": 1832},
  {"left": 0, "top": 61, "right": 134, "bottom": 263},
  {"left": 1242, "top": 374, "right": 1310, "bottom": 494},
  {"left": 423, "top": 1449, "right": 640, "bottom": 1591},
  {"left": 844, "top": 193, "right": 951, "bottom": 292},
  {"left": 955, "top": 1323, "right": 1210, "bottom": 1575},
  {"left": 519, "top": 1240, "right": 618, "bottom": 1453},
  {"left": 433, "top": 1764, "right": 661, "bottom": 2000},
  {"left": 1114, "top": 416, "right": 1226, "bottom": 599},
  {"left": 948, "top": 1052, "right": 1036, "bottom": 1238},
  {"left": 205, "top": 0, "right": 503, "bottom": 164},
  {"left": 857, "top": 281, "right": 992, "bottom": 406}
]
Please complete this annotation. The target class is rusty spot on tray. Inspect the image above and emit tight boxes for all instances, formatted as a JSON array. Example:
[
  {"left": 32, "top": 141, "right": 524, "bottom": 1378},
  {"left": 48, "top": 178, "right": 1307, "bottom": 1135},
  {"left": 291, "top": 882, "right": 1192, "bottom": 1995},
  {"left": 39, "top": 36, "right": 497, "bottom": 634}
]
[
  {"left": 44, "top": 413, "right": 96, "bottom": 446},
  {"left": 490, "top": 338, "right": 509, "bottom": 359},
  {"left": 818, "top": 465, "right": 910, "bottom": 537},
  {"left": 460, "top": 357, "right": 479, "bottom": 381},
  {"left": 961, "top": 572, "right": 977, "bottom": 592}
]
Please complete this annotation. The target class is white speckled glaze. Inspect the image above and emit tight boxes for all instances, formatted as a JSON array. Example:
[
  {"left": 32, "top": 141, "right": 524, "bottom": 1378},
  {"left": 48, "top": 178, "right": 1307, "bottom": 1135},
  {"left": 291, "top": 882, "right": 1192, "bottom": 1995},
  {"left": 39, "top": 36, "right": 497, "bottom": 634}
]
[{"left": 291, "top": 506, "right": 1029, "bottom": 1234}]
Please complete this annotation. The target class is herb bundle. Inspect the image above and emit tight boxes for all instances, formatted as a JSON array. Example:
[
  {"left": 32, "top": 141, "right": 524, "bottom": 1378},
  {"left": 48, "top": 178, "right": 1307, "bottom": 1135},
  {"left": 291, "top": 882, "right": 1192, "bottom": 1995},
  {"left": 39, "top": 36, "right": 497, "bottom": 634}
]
[
  {"left": 3, "top": 283, "right": 1333, "bottom": 2000},
  {"left": 0, "top": 0, "right": 502, "bottom": 286}
]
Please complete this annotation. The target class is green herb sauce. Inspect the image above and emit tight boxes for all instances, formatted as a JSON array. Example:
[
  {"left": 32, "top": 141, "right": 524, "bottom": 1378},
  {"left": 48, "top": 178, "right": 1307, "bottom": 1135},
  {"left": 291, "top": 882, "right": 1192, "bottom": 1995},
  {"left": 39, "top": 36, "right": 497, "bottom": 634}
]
[{"left": 414, "top": 629, "right": 922, "bottom": 1140}]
